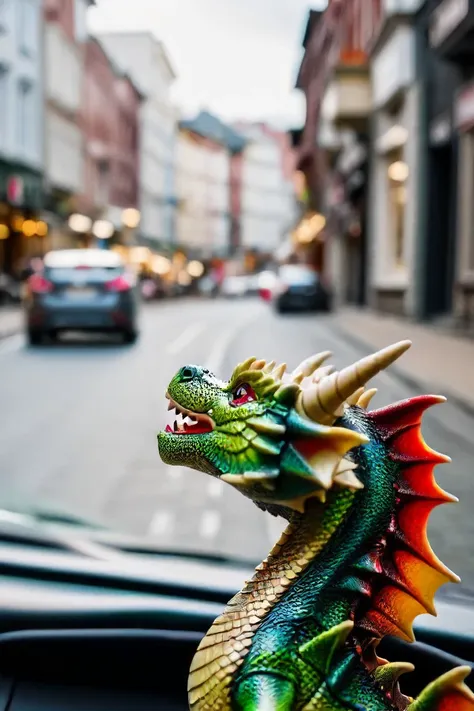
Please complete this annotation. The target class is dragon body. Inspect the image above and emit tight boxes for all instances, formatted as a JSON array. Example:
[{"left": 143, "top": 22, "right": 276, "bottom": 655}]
[{"left": 157, "top": 343, "right": 474, "bottom": 711}]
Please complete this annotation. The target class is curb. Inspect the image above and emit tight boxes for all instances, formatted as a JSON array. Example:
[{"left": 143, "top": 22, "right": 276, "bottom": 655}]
[
  {"left": 0, "top": 327, "right": 20, "bottom": 342},
  {"left": 332, "top": 321, "right": 474, "bottom": 419}
]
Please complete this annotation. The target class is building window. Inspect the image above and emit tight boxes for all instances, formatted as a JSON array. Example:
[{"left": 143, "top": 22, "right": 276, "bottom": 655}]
[
  {"left": 17, "top": 0, "right": 37, "bottom": 56},
  {"left": 387, "top": 152, "right": 409, "bottom": 268},
  {"left": 17, "top": 79, "right": 34, "bottom": 153}
]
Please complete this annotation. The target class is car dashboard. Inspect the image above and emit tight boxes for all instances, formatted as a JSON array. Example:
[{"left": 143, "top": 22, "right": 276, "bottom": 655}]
[{"left": 0, "top": 527, "right": 471, "bottom": 710}]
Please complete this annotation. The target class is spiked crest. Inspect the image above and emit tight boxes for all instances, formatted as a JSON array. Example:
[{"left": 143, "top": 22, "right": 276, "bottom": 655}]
[{"left": 221, "top": 341, "right": 413, "bottom": 513}]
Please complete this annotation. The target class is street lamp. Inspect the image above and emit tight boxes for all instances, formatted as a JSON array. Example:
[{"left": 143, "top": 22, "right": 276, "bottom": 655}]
[
  {"left": 92, "top": 220, "right": 115, "bottom": 240},
  {"left": 122, "top": 208, "right": 141, "bottom": 229},
  {"left": 387, "top": 161, "right": 409, "bottom": 182},
  {"left": 68, "top": 214, "right": 92, "bottom": 233},
  {"left": 36, "top": 221, "right": 48, "bottom": 237},
  {"left": 152, "top": 255, "right": 171, "bottom": 275},
  {"left": 22, "top": 220, "right": 37, "bottom": 237},
  {"left": 187, "top": 260, "right": 204, "bottom": 278}
]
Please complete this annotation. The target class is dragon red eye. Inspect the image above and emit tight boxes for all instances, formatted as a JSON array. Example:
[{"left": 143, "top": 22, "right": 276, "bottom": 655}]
[{"left": 231, "top": 383, "right": 257, "bottom": 406}]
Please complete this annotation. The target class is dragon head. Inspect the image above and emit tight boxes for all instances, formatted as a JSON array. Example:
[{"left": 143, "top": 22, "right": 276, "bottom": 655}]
[{"left": 157, "top": 341, "right": 411, "bottom": 515}]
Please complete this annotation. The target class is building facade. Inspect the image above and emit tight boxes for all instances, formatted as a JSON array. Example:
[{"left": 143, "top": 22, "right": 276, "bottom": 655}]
[
  {"left": 318, "top": 0, "right": 375, "bottom": 308},
  {"left": 80, "top": 37, "right": 143, "bottom": 245},
  {"left": 175, "top": 111, "right": 245, "bottom": 260},
  {"left": 293, "top": 0, "right": 428, "bottom": 316},
  {"left": 292, "top": 0, "right": 474, "bottom": 327},
  {"left": 96, "top": 32, "right": 178, "bottom": 249},
  {"left": 236, "top": 122, "right": 297, "bottom": 259},
  {"left": 290, "top": 4, "right": 343, "bottom": 276},
  {"left": 426, "top": 0, "right": 474, "bottom": 329},
  {"left": 175, "top": 126, "right": 230, "bottom": 259},
  {"left": 43, "top": 0, "right": 91, "bottom": 250},
  {"left": 411, "top": 0, "right": 465, "bottom": 323},
  {"left": 0, "top": 0, "right": 45, "bottom": 277},
  {"left": 367, "top": 0, "right": 423, "bottom": 318}
]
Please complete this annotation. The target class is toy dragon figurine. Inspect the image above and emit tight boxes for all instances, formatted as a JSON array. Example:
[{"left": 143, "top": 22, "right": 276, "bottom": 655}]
[{"left": 158, "top": 341, "right": 474, "bottom": 711}]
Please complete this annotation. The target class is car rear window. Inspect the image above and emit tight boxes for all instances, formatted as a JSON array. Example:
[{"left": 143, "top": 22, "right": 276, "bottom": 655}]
[
  {"left": 45, "top": 266, "right": 124, "bottom": 282},
  {"left": 279, "top": 266, "right": 319, "bottom": 285}
]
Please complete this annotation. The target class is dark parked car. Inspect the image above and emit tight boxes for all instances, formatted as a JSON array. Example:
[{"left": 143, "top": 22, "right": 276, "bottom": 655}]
[
  {"left": 274, "top": 264, "right": 331, "bottom": 313},
  {"left": 24, "top": 249, "right": 139, "bottom": 345}
]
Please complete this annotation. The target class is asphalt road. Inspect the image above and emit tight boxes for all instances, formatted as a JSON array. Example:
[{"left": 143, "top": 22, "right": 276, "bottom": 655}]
[{"left": 0, "top": 297, "right": 473, "bottom": 599}]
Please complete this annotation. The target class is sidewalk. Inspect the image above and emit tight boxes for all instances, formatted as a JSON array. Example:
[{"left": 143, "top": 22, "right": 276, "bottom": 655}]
[
  {"left": 333, "top": 307, "right": 474, "bottom": 414},
  {"left": 0, "top": 306, "right": 22, "bottom": 341}
]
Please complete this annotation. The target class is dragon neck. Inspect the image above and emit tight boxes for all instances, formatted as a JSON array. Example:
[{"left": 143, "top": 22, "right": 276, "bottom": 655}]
[
  {"left": 231, "top": 487, "right": 356, "bottom": 618},
  {"left": 263, "top": 410, "right": 399, "bottom": 631},
  {"left": 187, "top": 492, "right": 355, "bottom": 709}
]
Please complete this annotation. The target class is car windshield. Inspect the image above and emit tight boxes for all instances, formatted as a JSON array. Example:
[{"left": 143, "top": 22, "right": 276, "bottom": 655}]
[{"left": 0, "top": 0, "right": 472, "bottom": 600}]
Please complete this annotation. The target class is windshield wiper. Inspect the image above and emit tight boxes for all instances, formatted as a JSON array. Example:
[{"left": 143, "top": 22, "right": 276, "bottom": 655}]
[{"left": 25, "top": 507, "right": 107, "bottom": 530}]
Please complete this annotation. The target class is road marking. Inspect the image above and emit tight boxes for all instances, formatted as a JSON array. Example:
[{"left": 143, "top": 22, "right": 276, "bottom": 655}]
[
  {"left": 148, "top": 510, "right": 173, "bottom": 537},
  {"left": 166, "top": 322, "right": 206, "bottom": 355},
  {"left": 0, "top": 333, "right": 24, "bottom": 355},
  {"left": 208, "top": 478, "right": 224, "bottom": 499},
  {"left": 199, "top": 509, "right": 221, "bottom": 539},
  {"left": 205, "top": 309, "right": 260, "bottom": 376}
]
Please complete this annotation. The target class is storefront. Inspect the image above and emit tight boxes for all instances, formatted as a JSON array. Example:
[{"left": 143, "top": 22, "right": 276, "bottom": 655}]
[
  {"left": 369, "top": 21, "right": 420, "bottom": 317},
  {"left": 0, "top": 162, "right": 45, "bottom": 278},
  {"left": 428, "top": 0, "right": 474, "bottom": 328}
]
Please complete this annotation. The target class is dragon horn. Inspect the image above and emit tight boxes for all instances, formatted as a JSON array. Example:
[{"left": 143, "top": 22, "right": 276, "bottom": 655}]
[
  {"left": 250, "top": 359, "right": 267, "bottom": 370},
  {"left": 346, "top": 387, "right": 365, "bottom": 406},
  {"left": 263, "top": 360, "right": 276, "bottom": 373},
  {"left": 357, "top": 388, "right": 378, "bottom": 409},
  {"left": 297, "top": 341, "right": 412, "bottom": 425},
  {"left": 293, "top": 351, "right": 332, "bottom": 378},
  {"left": 272, "top": 363, "right": 287, "bottom": 380},
  {"left": 312, "top": 364, "right": 336, "bottom": 382}
]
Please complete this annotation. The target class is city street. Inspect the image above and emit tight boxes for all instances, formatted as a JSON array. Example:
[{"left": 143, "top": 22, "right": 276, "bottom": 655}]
[{"left": 0, "top": 298, "right": 473, "bottom": 598}]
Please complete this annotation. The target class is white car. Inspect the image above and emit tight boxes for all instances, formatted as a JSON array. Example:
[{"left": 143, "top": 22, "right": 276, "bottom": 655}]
[{"left": 221, "top": 276, "right": 248, "bottom": 298}]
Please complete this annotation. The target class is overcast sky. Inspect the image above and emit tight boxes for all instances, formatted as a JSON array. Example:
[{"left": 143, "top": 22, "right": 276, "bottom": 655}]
[{"left": 88, "top": 0, "right": 327, "bottom": 128}]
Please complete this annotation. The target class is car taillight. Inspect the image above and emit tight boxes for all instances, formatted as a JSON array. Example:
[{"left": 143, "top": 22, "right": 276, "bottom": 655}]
[
  {"left": 259, "top": 287, "right": 273, "bottom": 302},
  {"left": 105, "top": 275, "right": 132, "bottom": 292},
  {"left": 28, "top": 274, "right": 53, "bottom": 294}
]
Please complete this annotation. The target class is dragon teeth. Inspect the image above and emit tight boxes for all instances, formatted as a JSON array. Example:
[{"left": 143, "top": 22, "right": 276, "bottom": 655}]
[{"left": 166, "top": 398, "right": 200, "bottom": 430}]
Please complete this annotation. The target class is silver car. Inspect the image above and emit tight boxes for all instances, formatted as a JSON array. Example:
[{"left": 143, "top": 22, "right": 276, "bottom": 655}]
[{"left": 24, "top": 249, "right": 140, "bottom": 346}]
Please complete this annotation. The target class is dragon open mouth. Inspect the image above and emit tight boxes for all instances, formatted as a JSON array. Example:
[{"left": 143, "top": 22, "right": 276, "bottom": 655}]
[{"left": 164, "top": 394, "right": 214, "bottom": 435}]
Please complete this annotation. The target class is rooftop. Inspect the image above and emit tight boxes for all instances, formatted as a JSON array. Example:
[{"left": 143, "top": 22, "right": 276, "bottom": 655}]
[{"left": 179, "top": 111, "right": 246, "bottom": 152}]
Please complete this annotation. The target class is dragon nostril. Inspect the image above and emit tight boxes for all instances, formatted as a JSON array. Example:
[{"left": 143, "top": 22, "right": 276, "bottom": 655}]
[{"left": 180, "top": 366, "right": 195, "bottom": 382}]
